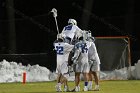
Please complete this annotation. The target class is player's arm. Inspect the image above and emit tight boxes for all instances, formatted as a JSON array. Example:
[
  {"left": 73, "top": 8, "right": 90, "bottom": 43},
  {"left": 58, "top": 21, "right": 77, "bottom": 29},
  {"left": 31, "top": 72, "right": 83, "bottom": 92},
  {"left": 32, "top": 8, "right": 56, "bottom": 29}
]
[
  {"left": 75, "top": 26, "right": 83, "bottom": 39},
  {"left": 72, "top": 49, "right": 81, "bottom": 64},
  {"left": 59, "top": 27, "right": 66, "bottom": 38},
  {"left": 53, "top": 43, "right": 58, "bottom": 52},
  {"left": 64, "top": 43, "right": 74, "bottom": 52}
]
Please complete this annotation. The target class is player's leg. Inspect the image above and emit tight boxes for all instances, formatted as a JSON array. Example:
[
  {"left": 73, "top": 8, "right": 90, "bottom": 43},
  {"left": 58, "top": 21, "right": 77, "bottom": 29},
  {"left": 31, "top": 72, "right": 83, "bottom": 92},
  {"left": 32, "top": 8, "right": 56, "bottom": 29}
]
[
  {"left": 60, "top": 62, "right": 70, "bottom": 92},
  {"left": 82, "top": 62, "right": 90, "bottom": 91},
  {"left": 60, "top": 74, "right": 70, "bottom": 92},
  {"left": 92, "top": 71, "right": 100, "bottom": 91},
  {"left": 87, "top": 71, "right": 93, "bottom": 90},
  {"left": 83, "top": 72, "right": 89, "bottom": 91},
  {"left": 87, "top": 61, "right": 93, "bottom": 90},
  {"left": 91, "top": 61, "right": 100, "bottom": 91},
  {"left": 55, "top": 61, "right": 63, "bottom": 92},
  {"left": 71, "top": 72, "right": 80, "bottom": 92},
  {"left": 55, "top": 73, "right": 62, "bottom": 92},
  {"left": 75, "top": 72, "right": 81, "bottom": 86},
  {"left": 89, "top": 60, "right": 100, "bottom": 91},
  {"left": 71, "top": 62, "right": 81, "bottom": 92}
]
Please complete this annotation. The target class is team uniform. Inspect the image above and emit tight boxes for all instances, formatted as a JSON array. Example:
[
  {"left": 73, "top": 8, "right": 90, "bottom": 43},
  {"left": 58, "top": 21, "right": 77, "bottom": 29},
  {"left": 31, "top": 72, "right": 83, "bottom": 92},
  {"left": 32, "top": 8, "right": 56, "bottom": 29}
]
[
  {"left": 54, "top": 42, "right": 74, "bottom": 76},
  {"left": 73, "top": 41, "right": 91, "bottom": 73},
  {"left": 61, "top": 24, "right": 83, "bottom": 44},
  {"left": 87, "top": 37, "right": 101, "bottom": 91},
  {"left": 70, "top": 40, "right": 91, "bottom": 92},
  {"left": 88, "top": 40, "right": 100, "bottom": 72}
]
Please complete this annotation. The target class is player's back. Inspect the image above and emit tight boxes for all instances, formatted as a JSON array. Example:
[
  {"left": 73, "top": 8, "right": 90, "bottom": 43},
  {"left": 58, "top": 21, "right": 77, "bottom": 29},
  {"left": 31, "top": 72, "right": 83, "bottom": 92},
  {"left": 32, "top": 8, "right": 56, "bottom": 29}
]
[
  {"left": 62, "top": 25, "right": 76, "bottom": 39},
  {"left": 54, "top": 42, "right": 65, "bottom": 55},
  {"left": 54, "top": 42, "right": 74, "bottom": 62},
  {"left": 54, "top": 42, "right": 65, "bottom": 64},
  {"left": 62, "top": 25, "right": 82, "bottom": 40}
]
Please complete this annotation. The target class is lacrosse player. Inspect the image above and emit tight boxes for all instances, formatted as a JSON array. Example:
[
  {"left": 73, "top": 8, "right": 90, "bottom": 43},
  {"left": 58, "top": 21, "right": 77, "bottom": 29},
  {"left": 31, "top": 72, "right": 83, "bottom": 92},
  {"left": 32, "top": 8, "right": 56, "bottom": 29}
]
[
  {"left": 87, "top": 32, "right": 101, "bottom": 91},
  {"left": 60, "top": 19, "right": 83, "bottom": 45},
  {"left": 71, "top": 36, "right": 91, "bottom": 92},
  {"left": 54, "top": 34, "right": 74, "bottom": 92}
]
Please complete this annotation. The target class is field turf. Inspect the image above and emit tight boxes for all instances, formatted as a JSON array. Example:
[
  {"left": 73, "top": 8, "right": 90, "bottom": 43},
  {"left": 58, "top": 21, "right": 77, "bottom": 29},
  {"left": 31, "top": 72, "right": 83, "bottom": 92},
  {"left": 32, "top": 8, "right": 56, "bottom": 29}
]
[{"left": 0, "top": 80, "right": 140, "bottom": 93}]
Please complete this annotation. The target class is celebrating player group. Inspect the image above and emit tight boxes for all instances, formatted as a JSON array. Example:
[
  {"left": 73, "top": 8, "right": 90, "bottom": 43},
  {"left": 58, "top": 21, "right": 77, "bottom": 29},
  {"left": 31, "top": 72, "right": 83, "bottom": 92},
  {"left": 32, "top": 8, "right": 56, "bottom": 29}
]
[{"left": 53, "top": 18, "right": 101, "bottom": 92}]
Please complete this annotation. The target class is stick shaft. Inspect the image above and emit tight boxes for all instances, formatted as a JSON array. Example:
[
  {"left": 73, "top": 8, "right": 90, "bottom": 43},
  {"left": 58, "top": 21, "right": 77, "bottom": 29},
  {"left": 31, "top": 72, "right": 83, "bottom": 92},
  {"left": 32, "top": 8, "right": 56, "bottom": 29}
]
[{"left": 54, "top": 17, "right": 59, "bottom": 34}]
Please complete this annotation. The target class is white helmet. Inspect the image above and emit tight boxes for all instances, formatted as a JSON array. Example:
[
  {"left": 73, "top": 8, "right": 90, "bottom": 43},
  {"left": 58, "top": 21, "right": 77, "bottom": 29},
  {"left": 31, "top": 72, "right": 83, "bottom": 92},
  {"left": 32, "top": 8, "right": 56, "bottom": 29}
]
[
  {"left": 68, "top": 19, "right": 77, "bottom": 25},
  {"left": 88, "top": 31, "right": 92, "bottom": 38},
  {"left": 82, "top": 30, "right": 89, "bottom": 40}
]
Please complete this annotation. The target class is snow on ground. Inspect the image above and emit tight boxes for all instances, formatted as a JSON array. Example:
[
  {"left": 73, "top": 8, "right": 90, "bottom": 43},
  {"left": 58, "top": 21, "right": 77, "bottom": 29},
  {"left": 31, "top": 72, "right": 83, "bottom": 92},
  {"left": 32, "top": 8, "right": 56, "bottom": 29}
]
[
  {"left": 0, "top": 59, "right": 55, "bottom": 83},
  {"left": 0, "top": 59, "right": 140, "bottom": 83}
]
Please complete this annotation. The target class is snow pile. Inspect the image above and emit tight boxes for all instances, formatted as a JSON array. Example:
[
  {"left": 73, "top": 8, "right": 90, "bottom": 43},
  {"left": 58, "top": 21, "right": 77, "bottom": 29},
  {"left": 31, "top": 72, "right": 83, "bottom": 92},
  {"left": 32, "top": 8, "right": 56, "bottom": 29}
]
[
  {"left": 99, "top": 59, "right": 140, "bottom": 80},
  {"left": 0, "top": 59, "right": 55, "bottom": 83},
  {"left": 0, "top": 60, "right": 23, "bottom": 83},
  {"left": 129, "top": 59, "right": 140, "bottom": 79},
  {"left": 26, "top": 64, "right": 55, "bottom": 82},
  {"left": 134, "top": 60, "right": 140, "bottom": 79},
  {"left": 0, "top": 59, "right": 140, "bottom": 83},
  {"left": 100, "top": 68, "right": 128, "bottom": 80}
]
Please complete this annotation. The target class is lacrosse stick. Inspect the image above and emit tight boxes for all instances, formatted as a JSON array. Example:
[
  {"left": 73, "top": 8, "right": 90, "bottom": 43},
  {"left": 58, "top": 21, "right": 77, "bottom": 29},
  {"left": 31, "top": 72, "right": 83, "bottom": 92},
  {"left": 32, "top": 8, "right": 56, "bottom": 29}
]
[{"left": 51, "top": 8, "right": 59, "bottom": 34}]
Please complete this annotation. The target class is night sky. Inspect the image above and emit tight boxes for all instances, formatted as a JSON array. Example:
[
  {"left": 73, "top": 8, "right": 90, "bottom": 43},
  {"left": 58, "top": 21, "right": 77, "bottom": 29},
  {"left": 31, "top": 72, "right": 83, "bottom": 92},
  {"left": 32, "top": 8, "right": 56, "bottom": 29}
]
[{"left": 0, "top": 0, "right": 140, "bottom": 65}]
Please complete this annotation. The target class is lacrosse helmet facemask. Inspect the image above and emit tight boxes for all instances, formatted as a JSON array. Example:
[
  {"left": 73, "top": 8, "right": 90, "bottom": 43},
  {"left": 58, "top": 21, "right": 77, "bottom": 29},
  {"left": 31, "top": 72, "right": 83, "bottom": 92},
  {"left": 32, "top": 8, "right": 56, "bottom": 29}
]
[{"left": 68, "top": 19, "right": 77, "bottom": 25}]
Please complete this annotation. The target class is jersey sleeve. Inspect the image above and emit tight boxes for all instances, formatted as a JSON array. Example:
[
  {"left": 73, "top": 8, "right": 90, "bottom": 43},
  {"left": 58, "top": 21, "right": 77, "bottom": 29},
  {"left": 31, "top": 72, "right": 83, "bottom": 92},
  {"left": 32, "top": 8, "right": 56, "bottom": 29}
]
[
  {"left": 73, "top": 48, "right": 81, "bottom": 61},
  {"left": 64, "top": 43, "right": 74, "bottom": 52},
  {"left": 75, "top": 26, "right": 83, "bottom": 39}
]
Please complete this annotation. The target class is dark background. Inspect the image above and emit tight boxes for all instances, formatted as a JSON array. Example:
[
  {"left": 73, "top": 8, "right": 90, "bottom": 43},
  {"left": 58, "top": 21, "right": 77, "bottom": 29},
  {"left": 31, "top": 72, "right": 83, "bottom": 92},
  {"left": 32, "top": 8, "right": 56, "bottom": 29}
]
[{"left": 0, "top": 0, "right": 140, "bottom": 70}]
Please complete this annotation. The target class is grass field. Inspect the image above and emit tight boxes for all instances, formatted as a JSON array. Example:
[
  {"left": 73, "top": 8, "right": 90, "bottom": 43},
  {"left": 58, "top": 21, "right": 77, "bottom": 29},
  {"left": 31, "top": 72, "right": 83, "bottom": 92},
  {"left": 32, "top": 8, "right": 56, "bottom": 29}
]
[{"left": 0, "top": 80, "right": 140, "bottom": 93}]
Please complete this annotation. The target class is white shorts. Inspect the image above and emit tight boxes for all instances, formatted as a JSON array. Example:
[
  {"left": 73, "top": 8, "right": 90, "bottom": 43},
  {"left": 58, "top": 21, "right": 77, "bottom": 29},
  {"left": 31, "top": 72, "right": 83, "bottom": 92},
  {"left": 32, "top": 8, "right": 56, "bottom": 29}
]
[
  {"left": 89, "top": 61, "right": 100, "bottom": 72},
  {"left": 73, "top": 62, "right": 90, "bottom": 73},
  {"left": 56, "top": 62, "right": 69, "bottom": 75}
]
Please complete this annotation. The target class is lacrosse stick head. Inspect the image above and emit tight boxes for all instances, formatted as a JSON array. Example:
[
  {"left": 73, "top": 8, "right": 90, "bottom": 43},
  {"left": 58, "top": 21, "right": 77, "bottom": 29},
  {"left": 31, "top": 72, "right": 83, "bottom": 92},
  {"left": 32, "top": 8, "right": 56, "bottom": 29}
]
[{"left": 51, "top": 8, "right": 57, "bottom": 17}]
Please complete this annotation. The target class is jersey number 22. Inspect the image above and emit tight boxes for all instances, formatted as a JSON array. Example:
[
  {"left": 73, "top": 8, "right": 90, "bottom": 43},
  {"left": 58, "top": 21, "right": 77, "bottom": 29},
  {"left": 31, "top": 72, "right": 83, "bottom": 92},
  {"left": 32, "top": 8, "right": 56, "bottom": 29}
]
[{"left": 56, "top": 46, "right": 64, "bottom": 55}]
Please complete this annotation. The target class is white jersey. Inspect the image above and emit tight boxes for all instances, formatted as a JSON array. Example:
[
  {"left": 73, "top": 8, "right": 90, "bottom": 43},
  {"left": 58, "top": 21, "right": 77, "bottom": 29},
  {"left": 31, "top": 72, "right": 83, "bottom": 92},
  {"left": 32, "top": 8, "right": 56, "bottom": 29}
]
[
  {"left": 88, "top": 41, "right": 101, "bottom": 64},
  {"left": 61, "top": 24, "right": 83, "bottom": 41},
  {"left": 54, "top": 42, "right": 74, "bottom": 74},
  {"left": 73, "top": 41, "right": 91, "bottom": 73},
  {"left": 74, "top": 41, "right": 91, "bottom": 63},
  {"left": 54, "top": 42, "right": 74, "bottom": 63}
]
